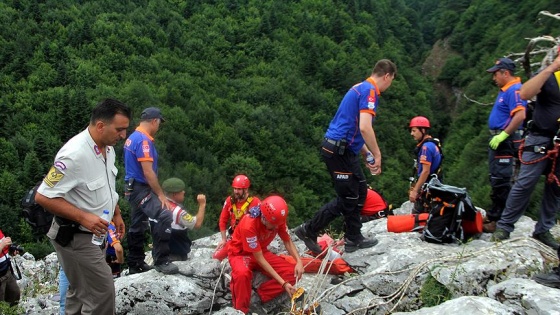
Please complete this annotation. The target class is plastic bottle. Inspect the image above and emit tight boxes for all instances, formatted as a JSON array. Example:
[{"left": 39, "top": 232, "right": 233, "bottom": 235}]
[
  {"left": 366, "top": 152, "right": 376, "bottom": 175},
  {"left": 91, "top": 209, "right": 110, "bottom": 245}
]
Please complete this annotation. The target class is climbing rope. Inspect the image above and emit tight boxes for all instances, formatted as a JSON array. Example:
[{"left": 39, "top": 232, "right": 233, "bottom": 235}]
[
  {"left": 518, "top": 138, "right": 560, "bottom": 186},
  {"left": 208, "top": 259, "right": 229, "bottom": 315},
  {"left": 337, "top": 237, "right": 558, "bottom": 314}
]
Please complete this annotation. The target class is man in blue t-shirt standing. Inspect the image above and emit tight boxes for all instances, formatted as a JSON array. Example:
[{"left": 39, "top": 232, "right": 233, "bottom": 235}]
[
  {"left": 124, "top": 107, "right": 180, "bottom": 274},
  {"left": 295, "top": 59, "right": 397, "bottom": 253},
  {"left": 484, "top": 58, "right": 527, "bottom": 233},
  {"left": 408, "top": 116, "right": 443, "bottom": 213}
]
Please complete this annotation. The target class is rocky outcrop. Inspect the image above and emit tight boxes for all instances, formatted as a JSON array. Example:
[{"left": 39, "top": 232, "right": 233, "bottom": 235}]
[{"left": 18, "top": 202, "right": 560, "bottom": 314}]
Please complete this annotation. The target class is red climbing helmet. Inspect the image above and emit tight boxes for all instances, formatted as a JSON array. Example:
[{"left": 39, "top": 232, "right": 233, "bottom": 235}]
[
  {"left": 232, "top": 175, "right": 250, "bottom": 189},
  {"left": 261, "top": 196, "right": 288, "bottom": 225},
  {"left": 409, "top": 116, "right": 431, "bottom": 128}
]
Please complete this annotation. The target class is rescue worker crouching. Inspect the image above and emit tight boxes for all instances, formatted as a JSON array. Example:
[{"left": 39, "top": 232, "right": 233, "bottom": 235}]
[{"left": 227, "top": 196, "right": 304, "bottom": 314}]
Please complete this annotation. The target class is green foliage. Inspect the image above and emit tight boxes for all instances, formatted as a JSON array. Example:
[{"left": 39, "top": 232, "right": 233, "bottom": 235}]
[
  {"left": 0, "top": 302, "right": 24, "bottom": 315},
  {"left": 21, "top": 238, "right": 55, "bottom": 261},
  {"left": 420, "top": 273, "right": 453, "bottom": 307},
  {"left": 1, "top": 0, "right": 560, "bottom": 247}
]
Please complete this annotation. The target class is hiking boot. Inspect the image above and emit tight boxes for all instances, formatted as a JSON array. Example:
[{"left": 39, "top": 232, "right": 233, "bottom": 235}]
[
  {"left": 128, "top": 262, "right": 153, "bottom": 275},
  {"left": 532, "top": 231, "right": 560, "bottom": 250},
  {"left": 294, "top": 224, "right": 322, "bottom": 254},
  {"left": 344, "top": 236, "right": 379, "bottom": 253},
  {"left": 533, "top": 267, "right": 560, "bottom": 289},
  {"left": 491, "top": 228, "right": 510, "bottom": 242},
  {"left": 483, "top": 221, "right": 497, "bottom": 233},
  {"left": 154, "top": 261, "right": 179, "bottom": 275}
]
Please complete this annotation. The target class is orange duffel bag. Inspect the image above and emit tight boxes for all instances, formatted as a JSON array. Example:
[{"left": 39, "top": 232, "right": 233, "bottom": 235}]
[{"left": 387, "top": 213, "right": 429, "bottom": 233}]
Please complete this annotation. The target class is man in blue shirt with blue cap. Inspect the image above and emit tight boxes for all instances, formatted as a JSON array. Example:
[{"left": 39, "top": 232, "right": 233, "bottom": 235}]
[{"left": 483, "top": 57, "right": 527, "bottom": 233}]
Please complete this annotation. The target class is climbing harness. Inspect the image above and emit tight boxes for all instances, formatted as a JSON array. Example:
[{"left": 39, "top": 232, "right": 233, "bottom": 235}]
[{"left": 519, "top": 128, "right": 560, "bottom": 186}]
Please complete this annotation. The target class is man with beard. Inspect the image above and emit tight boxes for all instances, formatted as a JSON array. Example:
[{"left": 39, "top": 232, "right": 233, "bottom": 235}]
[{"left": 213, "top": 175, "right": 260, "bottom": 261}]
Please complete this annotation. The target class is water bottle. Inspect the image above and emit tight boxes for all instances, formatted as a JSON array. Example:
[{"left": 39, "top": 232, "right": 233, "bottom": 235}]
[
  {"left": 366, "top": 152, "right": 376, "bottom": 175},
  {"left": 92, "top": 209, "right": 110, "bottom": 245}
]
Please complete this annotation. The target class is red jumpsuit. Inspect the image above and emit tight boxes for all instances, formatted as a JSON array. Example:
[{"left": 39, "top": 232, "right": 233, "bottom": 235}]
[
  {"left": 214, "top": 196, "right": 260, "bottom": 260},
  {"left": 227, "top": 215, "right": 296, "bottom": 313}
]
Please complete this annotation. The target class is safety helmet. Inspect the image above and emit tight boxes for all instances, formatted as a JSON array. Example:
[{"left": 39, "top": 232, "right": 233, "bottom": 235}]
[
  {"left": 232, "top": 175, "right": 250, "bottom": 189},
  {"left": 409, "top": 116, "right": 430, "bottom": 128},
  {"left": 260, "top": 195, "right": 288, "bottom": 225}
]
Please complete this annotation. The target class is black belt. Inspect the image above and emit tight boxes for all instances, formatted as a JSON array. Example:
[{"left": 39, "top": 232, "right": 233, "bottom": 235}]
[
  {"left": 489, "top": 129, "right": 524, "bottom": 136},
  {"left": 529, "top": 130, "right": 555, "bottom": 138},
  {"left": 325, "top": 138, "right": 337, "bottom": 145}
]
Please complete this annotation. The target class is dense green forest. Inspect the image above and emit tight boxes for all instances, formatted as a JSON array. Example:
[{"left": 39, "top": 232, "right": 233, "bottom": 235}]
[{"left": 0, "top": 0, "right": 559, "bottom": 257}]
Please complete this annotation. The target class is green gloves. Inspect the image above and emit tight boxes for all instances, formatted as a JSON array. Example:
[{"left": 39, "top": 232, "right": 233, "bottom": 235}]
[{"left": 489, "top": 131, "right": 509, "bottom": 150}]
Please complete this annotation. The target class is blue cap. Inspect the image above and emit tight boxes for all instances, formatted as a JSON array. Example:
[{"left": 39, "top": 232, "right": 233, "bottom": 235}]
[
  {"left": 140, "top": 107, "right": 165, "bottom": 122},
  {"left": 486, "top": 58, "right": 516, "bottom": 73}
]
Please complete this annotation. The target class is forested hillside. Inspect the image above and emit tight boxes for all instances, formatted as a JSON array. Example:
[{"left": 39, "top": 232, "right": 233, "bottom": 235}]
[{"left": 0, "top": 0, "right": 559, "bottom": 256}]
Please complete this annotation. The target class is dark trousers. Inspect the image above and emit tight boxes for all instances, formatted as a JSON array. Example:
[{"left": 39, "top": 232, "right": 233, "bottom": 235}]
[
  {"left": 0, "top": 269, "right": 20, "bottom": 306},
  {"left": 487, "top": 134, "right": 519, "bottom": 222},
  {"left": 497, "top": 134, "right": 560, "bottom": 234},
  {"left": 307, "top": 140, "right": 367, "bottom": 241},
  {"left": 126, "top": 183, "right": 174, "bottom": 265},
  {"left": 126, "top": 183, "right": 150, "bottom": 267}
]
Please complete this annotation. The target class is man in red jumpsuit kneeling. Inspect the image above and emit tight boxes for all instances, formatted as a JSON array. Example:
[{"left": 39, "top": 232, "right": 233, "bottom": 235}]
[{"left": 228, "top": 195, "right": 304, "bottom": 313}]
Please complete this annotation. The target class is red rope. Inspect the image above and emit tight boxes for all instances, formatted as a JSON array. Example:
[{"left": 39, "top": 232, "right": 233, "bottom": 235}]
[{"left": 518, "top": 139, "right": 560, "bottom": 185}]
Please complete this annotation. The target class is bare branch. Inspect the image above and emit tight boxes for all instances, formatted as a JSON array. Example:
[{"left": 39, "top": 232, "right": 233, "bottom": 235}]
[
  {"left": 521, "top": 36, "right": 558, "bottom": 77},
  {"left": 463, "top": 94, "right": 493, "bottom": 106},
  {"left": 539, "top": 10, "right": 560, "bottom": 20}
]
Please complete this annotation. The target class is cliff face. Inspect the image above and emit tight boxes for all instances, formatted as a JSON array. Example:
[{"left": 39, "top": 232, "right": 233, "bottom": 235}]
[{"left": 17, "top": 203, "right": 560, "bottom": 314}]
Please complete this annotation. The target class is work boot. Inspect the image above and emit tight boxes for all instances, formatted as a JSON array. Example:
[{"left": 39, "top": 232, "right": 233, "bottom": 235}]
[
  {"left": 533, "top": 267, "right": 560, "bottom": 289},
  {"left": 344, "top": 236, "right": 379, "bottom": 253},
  {"left": 491, "top": 228, "right": 510, "bottom": 242},
  {"left": 128, "top": 262, "right": 153, "bottom": 275},
  {"left": 532, "top": 231, "right": 560, "bottom": 250},
  {"left": 294, "top": 224, "right": 322, "bottom": 254},
  {"left": 483, "top": 221, "right": 497, "bottom": 233},
  {"left": 154, "top": 261, "right": 179, "bottom": 275}
]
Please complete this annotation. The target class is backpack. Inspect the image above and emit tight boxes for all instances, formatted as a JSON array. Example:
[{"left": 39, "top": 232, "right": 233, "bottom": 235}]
[
  {"left": 21, "top": 182, "right": 54, "bottom": 235},
  {"left": 421, "top": 177, "right": 478, "bottom": 244}
]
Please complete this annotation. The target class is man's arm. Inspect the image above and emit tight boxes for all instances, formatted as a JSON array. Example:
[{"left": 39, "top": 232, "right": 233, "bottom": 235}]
[
  {"left": 253, "top": 250, "right": 297, "bottom": 296},
  {"left": 140, "top": 161, "right": 172, "bottom": 209},
  {"left": 112, "top": 204, "right": 125, "bottom": 239},
  {"left": 113, "top": 243, "right": 124, "bottom": 264},
  {"left": 35, "top": 193, "right": 109, "bottom": 236},
  {"left": 410, "top": 164, "right": 430, "bottom": 202},
  {"left": 503, "top": 109, "right": 526, "bottom": 135},
  {"left": 520, "top": 54, "right": 560, "bottom": 100},
  {"left": 359, "top": 112, "right": 381, "bottom": 174},
  {"left": 193, "top": 194, "right": 206, "bottom": 229},
  {"left": 283, "top": 238, "right": 304, "bottom": 279}
]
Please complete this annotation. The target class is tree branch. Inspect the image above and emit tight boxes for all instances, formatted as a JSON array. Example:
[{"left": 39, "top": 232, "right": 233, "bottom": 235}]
[{"left": 463, "top": 94, "right": 493, "bottom": 106}]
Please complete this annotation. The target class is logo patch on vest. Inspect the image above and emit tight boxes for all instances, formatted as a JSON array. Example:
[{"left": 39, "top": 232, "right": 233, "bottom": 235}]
[{"left": 499, "top": 158, "right": 510, "bottom": 163}]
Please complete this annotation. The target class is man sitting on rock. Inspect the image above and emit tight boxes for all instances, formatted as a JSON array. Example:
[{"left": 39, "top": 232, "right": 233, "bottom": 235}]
[
  {"left": 160, "top": 178, "right": 206, "bottom": 262},
  {"left": 227, "top": 195, "right": 304, "bottom": 313}
]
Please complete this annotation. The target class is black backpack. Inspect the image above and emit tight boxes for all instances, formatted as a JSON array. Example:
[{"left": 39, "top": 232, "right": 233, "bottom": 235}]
[
  {"left": 421, "top": 178, "right": 478, "bottom": 244},
  {"left": 21, "top": 182, "right": 54, "bottom": 236}
]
